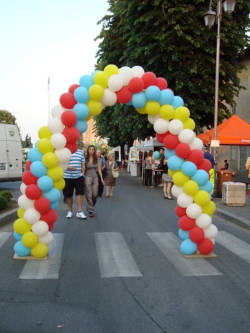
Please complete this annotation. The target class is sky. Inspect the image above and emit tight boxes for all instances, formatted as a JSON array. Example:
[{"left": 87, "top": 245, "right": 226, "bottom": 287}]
[{"left": 0, "top": 0, "right": 109, "bottom": 143}]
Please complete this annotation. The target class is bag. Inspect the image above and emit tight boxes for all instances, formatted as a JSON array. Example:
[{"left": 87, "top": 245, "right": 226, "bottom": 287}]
[{"left": 112, "top": 163, "right": 119, "bottom": 178}]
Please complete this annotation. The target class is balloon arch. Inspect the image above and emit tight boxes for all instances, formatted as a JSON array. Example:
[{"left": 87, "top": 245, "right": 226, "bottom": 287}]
[{"left": 13, "top": 64, "right": 217, "bottom": 259}]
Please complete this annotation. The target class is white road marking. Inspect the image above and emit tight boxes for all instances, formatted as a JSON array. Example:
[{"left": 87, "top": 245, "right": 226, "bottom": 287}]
[
  {"left": 0, "top": 232, "right": 11, "bottom": 248},
  {"left": 19, "top": 233, "right": 64, "bottom": 279},
  {"left": 216, "top": 231, "right": 250, "bottom": 263},
  {"left": 95, "top": 232, "right": 142, "bottom": 278},
  {"left": 147, "top": 232, "right": 222, "bottom": 277}
]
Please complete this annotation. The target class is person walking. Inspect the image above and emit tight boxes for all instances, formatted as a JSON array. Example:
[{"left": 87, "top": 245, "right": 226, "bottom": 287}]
[
  {"left": 85, "top": 145, "right": 104, "bottom": 217},
  {"left": 145, "top": 150, "right": 153, "bottom": 188},
  {"left": 162, "top": 157, "right": 173, "bottom": 199},
  {"left": 104, "top": 153, "right": 119, "bottom": 198},
  {"left": 63, "top": 148, "right": 87, "bottom": 220},
  {"left": 97, "top": 149, "right": 106, "bottom": 197}
]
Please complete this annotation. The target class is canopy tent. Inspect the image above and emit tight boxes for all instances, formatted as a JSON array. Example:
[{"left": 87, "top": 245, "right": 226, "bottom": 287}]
[{"left": 197, "top": 115, "right": 250, "bottom": 145}]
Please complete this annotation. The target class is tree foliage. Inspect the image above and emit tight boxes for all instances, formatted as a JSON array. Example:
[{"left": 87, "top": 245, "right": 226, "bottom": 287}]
[
  {"left": 22, "top": 134, "right": 32, "bottom": 148},
  {"left": 95, "top": 0, "right": 249, "bottom": 145},
  {"left": 0, "top": 109, "right": 17, "bottom": 125}
]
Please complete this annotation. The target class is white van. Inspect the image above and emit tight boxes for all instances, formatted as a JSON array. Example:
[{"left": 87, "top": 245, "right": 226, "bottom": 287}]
[{"left": 0, "top": 124, "right": 23, "bottom": 181}]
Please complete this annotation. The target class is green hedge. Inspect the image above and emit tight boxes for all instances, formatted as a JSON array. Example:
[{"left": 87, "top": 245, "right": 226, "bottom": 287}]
[{"left": 0, "top": 190, "right": 12, "bottom": 211}]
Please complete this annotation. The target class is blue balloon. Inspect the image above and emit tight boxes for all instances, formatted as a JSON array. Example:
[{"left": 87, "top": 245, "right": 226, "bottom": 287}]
[
  {"left": 126, "top": 100, "right": 132, "bottom": 106},
  {"left": 153, "top": 151, "right": 160, "bottom": 160},
  {"left": 164, "top": 148, "right": 175, "bottom": 159},
  {"left": 178, "top": 229, "right": 189, "bottom": 241},
  {"left": 200, "top": 181, "right": 213, "bottom": 193},
  {"left": 73, "top": 103, "right": 89, "bottom": 120},
  {"left": 13, "top": 231, "right": 22, "bottom": 241},
  {"left": 182, "top": 161, "right": 197, "bottom": 177},
  {"left": 74, "top": 87, "right": 89, "bottom": 103},
  {"left": 192, "top": 169, "right": 209, "bottom": 186},
  {"left": 145, "top": 85, "right": 161, "bottom": 101},
  {"left": 30, "top": 161, "right": 47, "bottom": 178},
  {"left": 132, "top": 92, "right": 147, "bottom": 108},
  {"left": 172, "top": 96, "right": 184, "bottom": 109},
  {"left": 75, "top": 120, "right": 88, "bottom": 134},
  {"left": 43, "top": 188, "right": 61, "bottom": 202},
  {"left": 180, "top": 239, "right": 197, "bottom": 255},
  {"left": 79, "top": 74, "right": 94, "bottom": 89},
  {"left": 91, "top": 70, "right": 100, "bottom": 77},
  {"left": 14, "top": 241, "right": 30, "bottom": 257},
  {"left": 27, "top": 148, "right": 42, "bottom": 162},
  {"left": 50, "top": 200, "right": 59, "bottom": 210},
  {"left": 159, "top": 89, "right": 174, "bottom": 105},
  {"left": 168, "top": 156, "right": 184, "bottom": 171},
  {"left": 37, "top": 175, "right": 54, "bottom": 192}
]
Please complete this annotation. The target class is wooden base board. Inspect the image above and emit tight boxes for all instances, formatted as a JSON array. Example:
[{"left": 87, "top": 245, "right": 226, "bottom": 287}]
[
  {"left": 13, "top": 254, "right": 48, "bottom": 261},
  {"left": 184, "top": 252, "right": 217, "bottom": 259}
]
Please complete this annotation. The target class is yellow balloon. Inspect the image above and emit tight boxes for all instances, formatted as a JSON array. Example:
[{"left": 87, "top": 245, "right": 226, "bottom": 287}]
[
  {"left": 104, "top": 64, "right": 119, "bottom": 77},
  {"left": 172, "top": 171, "right": 189, "bottom": 187},
  {"left": 31, "top": 242, "right": 48, "bottom": 258},
  {"left": 38, "top": 126, "right": 52, "bottom": 139},
  {"left": 145, "top": 101, "right": 160, "bottom": 115},
  {"left": 159, "top": 105, "right": 175, "bottom": 120},
  {"left": 87, "top": 100, "right": 103, "bottom": 116},
  {"left": 47, "top": 166, "right": 64, "bottom": 182},
  {"left": 136, "top": 107, "right": 146, "bottom": 114},
  {"left": 14, "top": 218, "right": 31, "bottom": 234},
  {"left": 174, "top": 107, "right": 190, "bottom": 122},
  {"left": 168, "top": 169, "right": 176, "bottom": 178},
  {"left": 202, "top": 200, "right": 216, "bottom": 216},
  {"left": 85, "top": 114, "right": 92, "bottom": 122},
  {"left": 183, "top": 180, "right": 199, "bottom": 196},
  {"left": 54, "top": 178, "right": 65, "bottom": 191},
  {"left": 37, "top": 139, "right": 54, "bottom": 154},
  {"left": 183, "top": 118, "right": 195, "bottom": 130},
  {"left": 22, "top": 231, "right": 38, "bottom": 248},
  {"left": 94, "top": 71, "right": 108, "bottom": 88},
  {"left": 194, "top": 190, "right": 211, "bottom": 207},
  {"left": 89, "top": 84, "right": 104, "bottom": 100},
  {"left": 17, "top": 208, "right": 25, "bottom": 218},
  {"left": 42, "top": 152, "right": 58, "bottom": 168}
]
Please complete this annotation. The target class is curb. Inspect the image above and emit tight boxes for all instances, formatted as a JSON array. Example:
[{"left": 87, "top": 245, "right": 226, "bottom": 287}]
[
  {"left": 0, "top": 208, "right": 17, "bottom": 228},
  {"left": 215, "top": 207, "right": 250, "bottom": 230}
]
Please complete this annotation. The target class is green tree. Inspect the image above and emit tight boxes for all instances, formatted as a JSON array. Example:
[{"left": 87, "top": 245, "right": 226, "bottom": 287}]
[
  {"left": 0, "top": 109, "right": 17, "bottom": 125},
  {"left": 22, "top": 134, "right": 32, "bottom": 148},
  {"left": 95, "top": 0, "right": 249, "bottom": 145}
]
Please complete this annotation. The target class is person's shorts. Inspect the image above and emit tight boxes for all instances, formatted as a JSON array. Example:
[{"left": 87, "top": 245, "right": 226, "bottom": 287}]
[{"left": 63, "top": 176, "right": 85, "bottom": 198}]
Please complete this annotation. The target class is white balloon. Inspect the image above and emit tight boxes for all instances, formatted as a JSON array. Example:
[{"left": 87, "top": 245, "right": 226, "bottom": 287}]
[
  {"left": 55, "top": 148, "right": 71, "bottom": 163},
  {"left": 186, "top": 203, "right": 202, "bottom": 219},
  {"left": 32, "top": 221, "right": 49, "bottom": 236},
  {"left": 24, "top": 208, "right": 40, "bottom": 224},
  {"left": 101, "top": 88, "right": 117, "bottom": 106},
  {"left": 153, "top": 119, "right": 169, "bottom": 134},
  {"left": 48, "top": 118, "right": 64, "bottom": 134},
  {"left": 168, "top": 119, "right": 184, "bottom": 135},
  {"left": 51, "top": 105, "right": 64, "bottom": 118},
  {"left": 20, "top": 183, "right": 27, "bottom": 194},
  {"left": 196, "top": 214, "right": 212, "bottom": 229},
  {"left": 132, "top": 66, "right": 144, "bottom": 78},
  {"left": 177, "top": 193, "right": 193, "bottom": 208},
  {"left": 50, "top": 133, "right": 66, "bottom": 149},
  {"left": 178, "top": 129, "right": 196, "bottom": 144},
  {"left": 171, "top": 185, "right": 183, "bottom": 198},
  {"left": 108, "top": 74, "right": 123, "bottom": 92},
  {"left": 39, "top": 232, "right": 53, "bottom": 246},
  {"left": 18, "top": 195, "right": 34, "bottom": 210},
  {"left": 59, "top": 162, "right": 68, "bottom": 171},
  {"left": 148, "top": 115, "right": 160, "bottom": 124},
  {"left": 190, "top": 137, "right": 203, "bottom": 150},
  {"left": 118, "top": 66, "right": 133, "bottom": 86},
  {"left": 204, "top": 224, "right": 218, "bottom": 239}
]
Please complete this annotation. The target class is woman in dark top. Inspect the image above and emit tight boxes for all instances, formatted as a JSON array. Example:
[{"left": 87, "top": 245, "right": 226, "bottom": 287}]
[{"left": 162, "top": 157, "right": 173, "bottom": 199}]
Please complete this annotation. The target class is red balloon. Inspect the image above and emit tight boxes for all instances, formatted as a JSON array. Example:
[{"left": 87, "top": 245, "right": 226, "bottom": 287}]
[
  {"left": 141, "top": 72, "right": 157, "bottom": 89},
  {"left": 25, "top": 184, "right": 42, "bottom": 200},
  {"left": 63, "top": 127, "right": 80, "bottom": 144},
  {"left": 188, "top": 149, "right": 204, "bottom": 165},
  {"left": 198, "top": 158, "right": 212, "bottom": 172},
  {"left": 61, "top": 110, "right": 77, "bottom": 127},
  {"left": 189, "top": 227, "right": 205, "bottom": 243},
  {"left": 41, "top": 209, "right": 57, "bottom": 224},
  {"left": 22, "top": 171, "right": 38, "bottom": 185},
  {"left": 156, "top": 131, "right": 168, "bottom": 143},
  {"left": 128, "top": 77, "right": 144, "bottom": 93},
  {"left": 178, "top": 215, "right": 195, "bottom": 231},
  {"left": 175, "top": 206, "right": 186, "bottom": 218},
  {"left": 163, "top": 134, "right": 179, "bottom": 150},
  {"left": 48, "top": 221, "right": 55, "bottom": 231},
  {"left": 26, "top": 160, "right": 32, "bottom": 171},
  {"left": 34, "top": 197, "right": 50, "bottom": 214},
  {"left": 175, "top": 143, "right": 191, "bottom": 159},
  {"left": 60, "top": 92, "right": 76, "bottom": 109},
  {"left": 65, "top": 142, "right": 78, "bottom": 154},
  {"left": 68, "top": 84, "right": 80, "bottom": 95},
  {"left": 116, "top": 86, "right": 132, "bottom": 104},
  {"left": 155, "top": 77, "right": 168, "bottom": 90},
  {"left": 198, "top": 238, "right": 214, "bottom": 255}
]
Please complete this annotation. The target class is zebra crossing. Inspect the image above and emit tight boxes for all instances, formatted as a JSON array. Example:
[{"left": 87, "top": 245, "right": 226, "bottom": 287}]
[{"left": 0, "top": 230, "right": 250, "bottom": 280}]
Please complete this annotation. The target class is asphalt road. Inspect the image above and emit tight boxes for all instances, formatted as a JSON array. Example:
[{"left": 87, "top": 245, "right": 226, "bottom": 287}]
[{"left": 0, "top": 174, "right": 250, "bottom": 333}]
